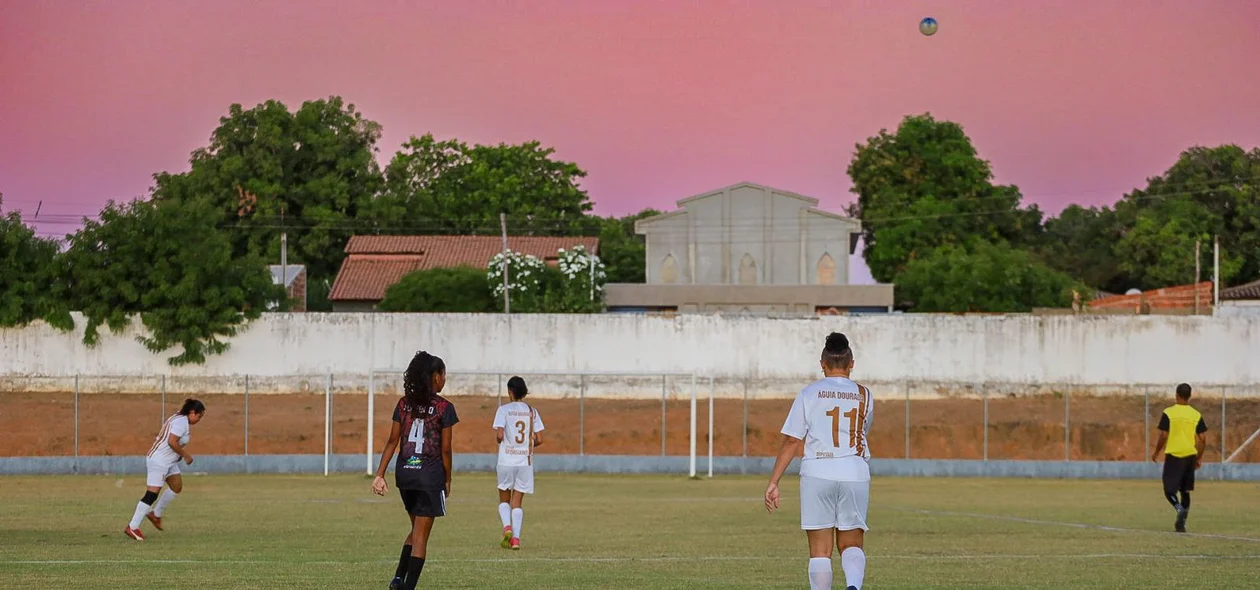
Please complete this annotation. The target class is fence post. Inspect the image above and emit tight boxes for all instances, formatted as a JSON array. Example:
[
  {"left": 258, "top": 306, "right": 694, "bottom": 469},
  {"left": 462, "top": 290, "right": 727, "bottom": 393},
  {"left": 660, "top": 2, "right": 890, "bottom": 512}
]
[
  {"left": 1064, "top": 385, "right": 1071, "bottom": 462},
  {"left": 742, "top": 379, "right": 749, "bottom": 458},
  {"left": 244, "top": 375, "right": 250, "bottom": 466},
  {"left": 497, "top": 373, "right": 503, "bottom": 407},
  {"left": 367, "top": 371, "right": 375, "bottom": 475},
  {"left": 160, "top": 374, "right": 166, "bottom": 424},
  {"left": 708, "top": 376, "right": 714, "bottom": 479},
  {"left": 579, "top": 374, "right": 586, "bottom": 457},
  {"left": 689, "top": 373, "right": 697, "bottom": 478},
  {"left": 1221, "top": 385, "right": 1227, "bottom": 464},
  {"left": 324, "top": 374, "right": 332, "bottom": 477},
  {"left": 660, "top": 375, "right": 667, "bottom": 458},
  {"left": 74, "top": 375, "right": 80, "bottom": 459},
  {"left": 904, "top": 381, "right": 910, "bottom": 460},
  {"left": 1144, "top": 385, "right": 1150, "bottom": 457},
  {"left": 982, "top": 383, "right": 989, "bottom": 462}
]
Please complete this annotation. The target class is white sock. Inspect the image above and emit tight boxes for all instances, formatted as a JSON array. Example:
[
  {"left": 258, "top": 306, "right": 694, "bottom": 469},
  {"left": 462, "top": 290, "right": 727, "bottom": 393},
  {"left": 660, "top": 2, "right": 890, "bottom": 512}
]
[
  {"left": 511, "top": 508, "right": 523, "bottom": 539},
  {"left": 153, "top": 489, "right": 178, "bottom": 517},
  {"left": 808, "top": 557, "right": 833, "bottom": 590},
  {"left": 498, "top": 502, "right": 512, "bottom": 529},
  {"left": 128, "top": 501, "right": 151, "bottom": 530},
  {"left": 841, "top": 547, "right": 866, "bottom": 590}
]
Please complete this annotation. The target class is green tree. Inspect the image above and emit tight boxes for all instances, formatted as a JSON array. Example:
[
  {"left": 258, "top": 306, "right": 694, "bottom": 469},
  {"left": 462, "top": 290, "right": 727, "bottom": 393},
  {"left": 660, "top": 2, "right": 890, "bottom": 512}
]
[
  {"left": 896, "top": 241, "right": 1086, "bottom": 313},
  {"left": 0, "top": 198, "right": 72, "bottom": 329},
  {"left": 846, "top": 114, "right": 1043, "bottom": 283},
  {"left": 61, "top": 198, "right": 281, "bottom": 365},
  {"left": 597, "top": 209, "right": 660, "bottom": 283},
  {"left": 151, "top": 96, "right": 385, "bottom": 310},
  {"left": 1036, "top": 205, "right": 1130, "bottom": 293},
  {"left": 1112, "top": 145, "right": 1260, "bottom": 290},
  {"left": 378, "top": 266, "right": 499, "bottom": 313},
  {"left": 375, "top": 134, "right": 594, "bottom": 236}
]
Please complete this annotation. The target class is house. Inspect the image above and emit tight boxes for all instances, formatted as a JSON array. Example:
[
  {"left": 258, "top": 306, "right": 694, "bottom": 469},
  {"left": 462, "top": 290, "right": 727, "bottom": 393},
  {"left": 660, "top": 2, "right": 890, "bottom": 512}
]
[
  {"left": 328, "top": 235, "right": 600, "bottom": 312},
  {"left": 1218, "top": 278, "right": 1260, "bottom": 317},
  {"left": 268, "top": 264, "right": 307, "bottom": 312},
  {"left": 1088, "top": 282, "right": 1214, "bottom": 315},
  {"left": 602, "top": 182, "right": 894, "bottom": 316}
]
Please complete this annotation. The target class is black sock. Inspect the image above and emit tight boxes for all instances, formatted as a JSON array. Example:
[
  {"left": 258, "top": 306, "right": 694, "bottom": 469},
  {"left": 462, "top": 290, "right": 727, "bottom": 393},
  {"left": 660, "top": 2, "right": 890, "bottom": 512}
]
[
  {"left": 1165, "top": 492, "right": 1181, "bottom": 509},
  {"left": 393, "top": 544, "right": 412, "bottom": 580},
  {"left": 402, "top": 557, "right": 425, "bottom": 590},
  {"left": 1180, "top": 491, "right": 1191, "bottom": 511}
]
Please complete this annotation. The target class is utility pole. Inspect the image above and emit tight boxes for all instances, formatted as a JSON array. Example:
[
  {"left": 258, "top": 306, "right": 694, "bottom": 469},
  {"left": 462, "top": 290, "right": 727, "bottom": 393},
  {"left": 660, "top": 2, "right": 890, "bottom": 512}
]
[
  {"left": 1194, "top": 238, "right": 1201, "bottom": 315},
  {"left": 500, "top": 213, "right": 510, "bottom": 314},
  {"left": 281, "top": 205, "right": 289, "bottom": 305},
  {"left": 1213, "top": 235, "right": 1220, "bottom": 313}
]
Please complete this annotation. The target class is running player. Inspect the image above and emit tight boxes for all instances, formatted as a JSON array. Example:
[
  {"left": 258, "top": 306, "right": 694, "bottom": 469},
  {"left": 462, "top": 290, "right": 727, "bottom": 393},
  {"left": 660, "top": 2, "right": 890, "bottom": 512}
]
[
  {"left": 124, "top": 398, "right": 206, "bottom": 541},
  {"left": 492, "top": 376, "right": 545, "bottom": 550},
  {"left": 372, "top": 351, "right": 459, "bottom": 590},
  {"left": 766, "top": 333, "right": 872, "bottom": 590},
  {"left": 1151, "top": 383, "right": 1208, "bottom": 533}
]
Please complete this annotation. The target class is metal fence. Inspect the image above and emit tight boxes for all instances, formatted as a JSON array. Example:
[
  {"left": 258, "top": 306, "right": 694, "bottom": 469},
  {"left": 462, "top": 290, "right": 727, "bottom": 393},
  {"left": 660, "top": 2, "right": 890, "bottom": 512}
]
[{"left": 2, "top": 374, "right": 1258, "bottom": 473}]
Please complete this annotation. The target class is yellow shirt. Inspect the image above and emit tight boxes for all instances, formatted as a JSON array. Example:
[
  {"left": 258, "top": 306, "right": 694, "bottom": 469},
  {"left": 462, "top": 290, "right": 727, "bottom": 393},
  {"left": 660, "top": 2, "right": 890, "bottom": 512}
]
[{"left": 1160, "top": 404, "right": 1207, "bottom": 458}]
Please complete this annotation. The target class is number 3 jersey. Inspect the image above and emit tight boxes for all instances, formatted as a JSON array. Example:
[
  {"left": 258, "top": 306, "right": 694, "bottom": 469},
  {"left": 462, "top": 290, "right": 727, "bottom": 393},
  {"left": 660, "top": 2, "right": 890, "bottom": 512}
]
[
  {"left": 393, "top": 396, "right": 460, "bottom": 490},
  {"left": 780, "top": 376, "right": 874, "bottom": 482},
  {"left": 492, "top": 401, "right": 545, "bottom": 467}
]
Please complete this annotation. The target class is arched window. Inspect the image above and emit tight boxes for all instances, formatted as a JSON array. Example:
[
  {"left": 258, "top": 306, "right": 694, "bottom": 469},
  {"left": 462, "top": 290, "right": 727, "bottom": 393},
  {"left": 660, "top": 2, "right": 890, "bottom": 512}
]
[
  {"left": 816, "top": 253, "right": 837, "bottom": 285},
  {"left": 660, "top": 254, "right": 679, "bottom": 284},
  {"left": 738, "top": 254, "right": 758, "bottom": 285}
]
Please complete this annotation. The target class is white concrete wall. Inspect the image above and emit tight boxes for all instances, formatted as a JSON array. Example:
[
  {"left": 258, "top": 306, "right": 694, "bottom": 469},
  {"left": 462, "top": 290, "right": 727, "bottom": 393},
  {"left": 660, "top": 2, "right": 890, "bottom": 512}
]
[{"left": 1, "top": 313, "right": 1257, "bottom": 398}]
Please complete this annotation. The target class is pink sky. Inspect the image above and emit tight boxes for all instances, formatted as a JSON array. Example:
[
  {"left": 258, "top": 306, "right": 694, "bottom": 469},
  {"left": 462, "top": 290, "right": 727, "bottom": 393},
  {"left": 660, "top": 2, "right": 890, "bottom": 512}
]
[{"left": 3, "top": 1, "right": 1258, "bottom": 283}]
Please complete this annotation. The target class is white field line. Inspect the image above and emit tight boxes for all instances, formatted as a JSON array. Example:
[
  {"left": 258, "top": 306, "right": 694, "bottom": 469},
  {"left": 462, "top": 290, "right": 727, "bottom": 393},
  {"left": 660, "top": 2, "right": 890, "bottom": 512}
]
[
  {"left": 895, "top": 507, "right": 1260, "bottom": 544},
  {"left": 4, "top": 554, "right": 1260, "bottom": 566}
]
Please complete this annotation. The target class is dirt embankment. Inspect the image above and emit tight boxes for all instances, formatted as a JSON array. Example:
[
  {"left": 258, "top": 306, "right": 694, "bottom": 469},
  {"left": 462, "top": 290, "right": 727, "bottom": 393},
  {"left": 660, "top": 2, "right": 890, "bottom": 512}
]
[{"left": 2, "top": 392, "right": 1257, "bottom": 463}]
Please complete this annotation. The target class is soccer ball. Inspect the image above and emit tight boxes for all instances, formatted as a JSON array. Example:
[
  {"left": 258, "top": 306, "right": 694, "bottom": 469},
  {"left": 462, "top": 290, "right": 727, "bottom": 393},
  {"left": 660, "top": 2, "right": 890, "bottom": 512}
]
[{"left": 919, "top": 17, "right": 938, "bottom": 36}]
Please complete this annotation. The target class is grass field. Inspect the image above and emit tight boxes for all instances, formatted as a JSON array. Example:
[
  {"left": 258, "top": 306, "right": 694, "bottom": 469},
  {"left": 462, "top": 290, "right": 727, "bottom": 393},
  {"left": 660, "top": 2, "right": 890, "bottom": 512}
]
[{"left": 2, "top": 474, "right": 1258, "bottom": 589}]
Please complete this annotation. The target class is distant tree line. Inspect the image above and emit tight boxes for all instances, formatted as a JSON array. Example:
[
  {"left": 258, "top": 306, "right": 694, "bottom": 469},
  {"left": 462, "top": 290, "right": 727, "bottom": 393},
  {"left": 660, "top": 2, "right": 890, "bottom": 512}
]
[{"left": 3, "top": 100, "right": 1257, "bottom": 364}]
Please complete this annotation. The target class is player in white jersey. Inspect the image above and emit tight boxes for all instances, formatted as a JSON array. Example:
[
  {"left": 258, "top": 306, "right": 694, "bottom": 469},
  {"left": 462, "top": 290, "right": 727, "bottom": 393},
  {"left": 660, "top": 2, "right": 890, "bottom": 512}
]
[
  {"left": 766, "top": 333, "right": 872, "bottom": 590},
  {"left": 491, "top": 376, "right": 545, "bottom": 550},
  {"left": 124, "top": 398, "right": 206, "bottom": 541}
]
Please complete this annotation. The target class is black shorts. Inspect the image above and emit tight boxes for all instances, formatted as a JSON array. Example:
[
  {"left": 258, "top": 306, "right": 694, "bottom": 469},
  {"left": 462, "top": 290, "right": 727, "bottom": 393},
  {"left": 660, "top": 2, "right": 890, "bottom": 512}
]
[
  {"left": 1163, "top": 454, "right": 1197, "bottom": 493},
  {"left": 400, "top": 488, "right": 447, "bottom": 518}
]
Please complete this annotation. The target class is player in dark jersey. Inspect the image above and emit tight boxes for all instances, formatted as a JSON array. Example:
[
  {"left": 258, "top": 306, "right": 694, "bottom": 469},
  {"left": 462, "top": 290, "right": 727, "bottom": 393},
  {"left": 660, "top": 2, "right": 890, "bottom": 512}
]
[{"left": 372, "top": 351, "right": 459, "bottom": 590}]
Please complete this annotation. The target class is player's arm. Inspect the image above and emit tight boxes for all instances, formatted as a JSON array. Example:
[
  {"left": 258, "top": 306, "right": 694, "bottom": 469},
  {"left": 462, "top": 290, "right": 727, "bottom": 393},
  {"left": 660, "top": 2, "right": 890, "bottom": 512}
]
[
  {"left": 533, "top": 413, "right": 545, "bottom": 447},
  {"left": 493, "top": 408, "right": 506, "bottom": 444},
  {"left": 372, "top": 420, "right": 402, "bottom": 495},
  {"left": 1194, "top": 417, "right": 1208, "bottom": 468},
  {"left": 495, "top": 427, "right": 505, "bottom": 444},
  {"left": 441, "top": 426, "right": 453, "bottom": 497},
  {"left": 167, "top": 433, "right": 193, "bottom": 464},
  {"left": 1151, "top": 413, "right": 1169, "bottom": 462},
  {"left": 533, "top": 430, "right": 544, "bottom": 447},
  {"left": 765, "top": 434, "right": 804, "bottom": 513}
]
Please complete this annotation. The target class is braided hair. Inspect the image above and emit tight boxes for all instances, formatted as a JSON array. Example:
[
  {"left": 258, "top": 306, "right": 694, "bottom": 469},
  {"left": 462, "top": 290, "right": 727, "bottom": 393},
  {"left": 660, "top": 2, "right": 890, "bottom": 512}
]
[{"left": 403, "top": 350, "right": 446, "bottom": 419}]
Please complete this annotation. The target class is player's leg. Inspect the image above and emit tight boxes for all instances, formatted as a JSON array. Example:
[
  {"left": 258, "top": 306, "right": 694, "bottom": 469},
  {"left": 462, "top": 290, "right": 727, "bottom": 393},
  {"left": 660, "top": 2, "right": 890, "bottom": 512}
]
[
  {"left": 149, "top": 470, "right": 182, "bottom": 529},
  {"left": 126, "top": 460, "right": 168, "bottom": 539},
  {"left": 1176, "top": 458, "right": 1195, "bottom": 532},
  {"left": 835, "top": 480, "right": 870, "bottom": 590},
  {"left": 401, "top": 515, "right": 437, "bottom": 590},
  {"left": 391, "top": 492, "right": 419, "bottom": 589},
  {"left": 496, "top": 467, "right": 514, "bottom": 546},
  {"left": 509, "top": 488, "right": 526, "bottom": 549},
  {"left": 800, "top": 476, "right": 839, "bottom": 590},
  {"left": 1161, "top": 457, "right": 1183, "bottom": 511}
]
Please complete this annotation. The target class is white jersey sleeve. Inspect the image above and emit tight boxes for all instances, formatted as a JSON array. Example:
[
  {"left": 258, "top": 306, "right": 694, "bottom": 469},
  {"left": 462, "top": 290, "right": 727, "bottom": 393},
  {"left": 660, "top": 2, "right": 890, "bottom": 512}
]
[
  {"left": 492, "top": 405, "right": 507, "bottom": 430},
  {"left": 147, "top": 414, "right": 191, "bottom": 464},
  {"left": 783, "top": 377, "right": 874, "bottom": 482},
  {"left": 532, "top": 410, "right": 545, "bottom": 433}
]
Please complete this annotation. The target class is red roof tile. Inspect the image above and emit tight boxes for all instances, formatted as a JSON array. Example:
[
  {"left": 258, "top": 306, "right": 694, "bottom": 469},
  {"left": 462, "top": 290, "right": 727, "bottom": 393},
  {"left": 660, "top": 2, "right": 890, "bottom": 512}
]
[
  {"left": 1089, "top": 282, "right": 1213, "bottom": 310},
  {"left": 330, "top": 235, "right": 600, "bottom": 302}
]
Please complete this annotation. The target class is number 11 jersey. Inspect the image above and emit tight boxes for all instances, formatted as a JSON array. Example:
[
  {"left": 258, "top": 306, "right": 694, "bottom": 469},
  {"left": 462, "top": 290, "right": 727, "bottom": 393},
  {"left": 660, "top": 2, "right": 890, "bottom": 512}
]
[{"left": 781, "top": 376, "right": 874, "bottom": 482}]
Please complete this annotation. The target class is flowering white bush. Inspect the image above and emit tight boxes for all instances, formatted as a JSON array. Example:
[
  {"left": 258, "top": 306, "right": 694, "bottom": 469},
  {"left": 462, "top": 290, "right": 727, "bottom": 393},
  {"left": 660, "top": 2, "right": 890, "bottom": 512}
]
[
  {"left": 556, "top": 245, "right": 607, "bottom": 292},
  {"left": 486, "top": 249, "right": 545, "bottom": 297}
]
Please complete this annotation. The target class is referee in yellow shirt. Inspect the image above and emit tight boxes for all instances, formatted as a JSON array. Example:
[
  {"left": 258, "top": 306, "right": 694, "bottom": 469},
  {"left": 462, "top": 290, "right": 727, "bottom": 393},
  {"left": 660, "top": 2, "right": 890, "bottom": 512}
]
[{"left": 1150, "top": 383, "right": 1208, "bottom": 533}]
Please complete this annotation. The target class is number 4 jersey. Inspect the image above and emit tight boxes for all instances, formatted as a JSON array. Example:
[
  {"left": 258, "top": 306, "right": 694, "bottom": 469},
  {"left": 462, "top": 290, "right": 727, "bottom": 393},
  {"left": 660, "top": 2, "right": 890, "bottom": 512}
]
[
  {"left": 492, "top": 401, "right": 545, "bottom": 467},
  {"left": 393, "top": 396, "right": 460, "bottom": 490},
  {"left": 781, "top": 377, "right": 874, "bottom": 482}
]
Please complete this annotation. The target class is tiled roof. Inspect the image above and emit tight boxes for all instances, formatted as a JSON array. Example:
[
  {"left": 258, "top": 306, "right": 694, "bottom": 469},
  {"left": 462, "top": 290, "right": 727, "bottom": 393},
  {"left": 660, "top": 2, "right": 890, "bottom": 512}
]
[
  {"left": 329, "top": 235, "right": 600, "bottom": 302},
  {"left": 1221, "top": 278, "right": 1260, "bottom": 301},
  {"left": 1090, "top": 282, "right": 1213, "bottom": 310}
]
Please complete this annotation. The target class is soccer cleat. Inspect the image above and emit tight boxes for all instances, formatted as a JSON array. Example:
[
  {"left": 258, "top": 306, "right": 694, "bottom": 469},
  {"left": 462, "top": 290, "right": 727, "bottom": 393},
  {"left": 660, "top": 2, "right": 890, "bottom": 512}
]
[
  {"left": 848, "top": 587, "right": 858, "bottom": 590},
  {"left": 123, "top": 527, "right": 145, "bottom": 541},
  {"left": 510, "top": 537, "right": 521, "bottom": 551},
  {"left": 1175, "top": 507, "right": 1188, "bottom": 533},
  {"left": 145, "top": 513, "right": 164, "bottom": 531},
  {"left": 500, "top": 526, "right": 513, "bottom": 549},
  {"left": 388, "top": 577, "right": 402, "bottom": 589}
]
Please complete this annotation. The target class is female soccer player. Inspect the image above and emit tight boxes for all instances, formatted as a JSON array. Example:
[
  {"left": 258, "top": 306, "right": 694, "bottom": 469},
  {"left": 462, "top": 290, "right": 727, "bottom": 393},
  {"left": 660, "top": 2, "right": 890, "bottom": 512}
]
[
  {"left": 765, "top": 333, "right": 873, "bottom": 590},
  {"left": 492, "top": 376, "right": 545, "bottom": 550},
  {"left": 372, "top": 351, "right": 459, "bottom": 590},
  {"left": 124, "top": 398, "right": 206, "bottom": 541}
]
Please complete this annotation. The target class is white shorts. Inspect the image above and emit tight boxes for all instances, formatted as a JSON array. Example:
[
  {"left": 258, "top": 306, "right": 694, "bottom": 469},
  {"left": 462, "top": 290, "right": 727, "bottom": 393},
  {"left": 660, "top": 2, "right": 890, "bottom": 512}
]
[
  {"left": 496, "top": 464, "right": 535, "bottom": 494},
  {"left": 799, "top": 475, "right": 869, "bottom": 531},
  {"left": 145, "top": 458, "right": 181, "bottom": 488}
]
